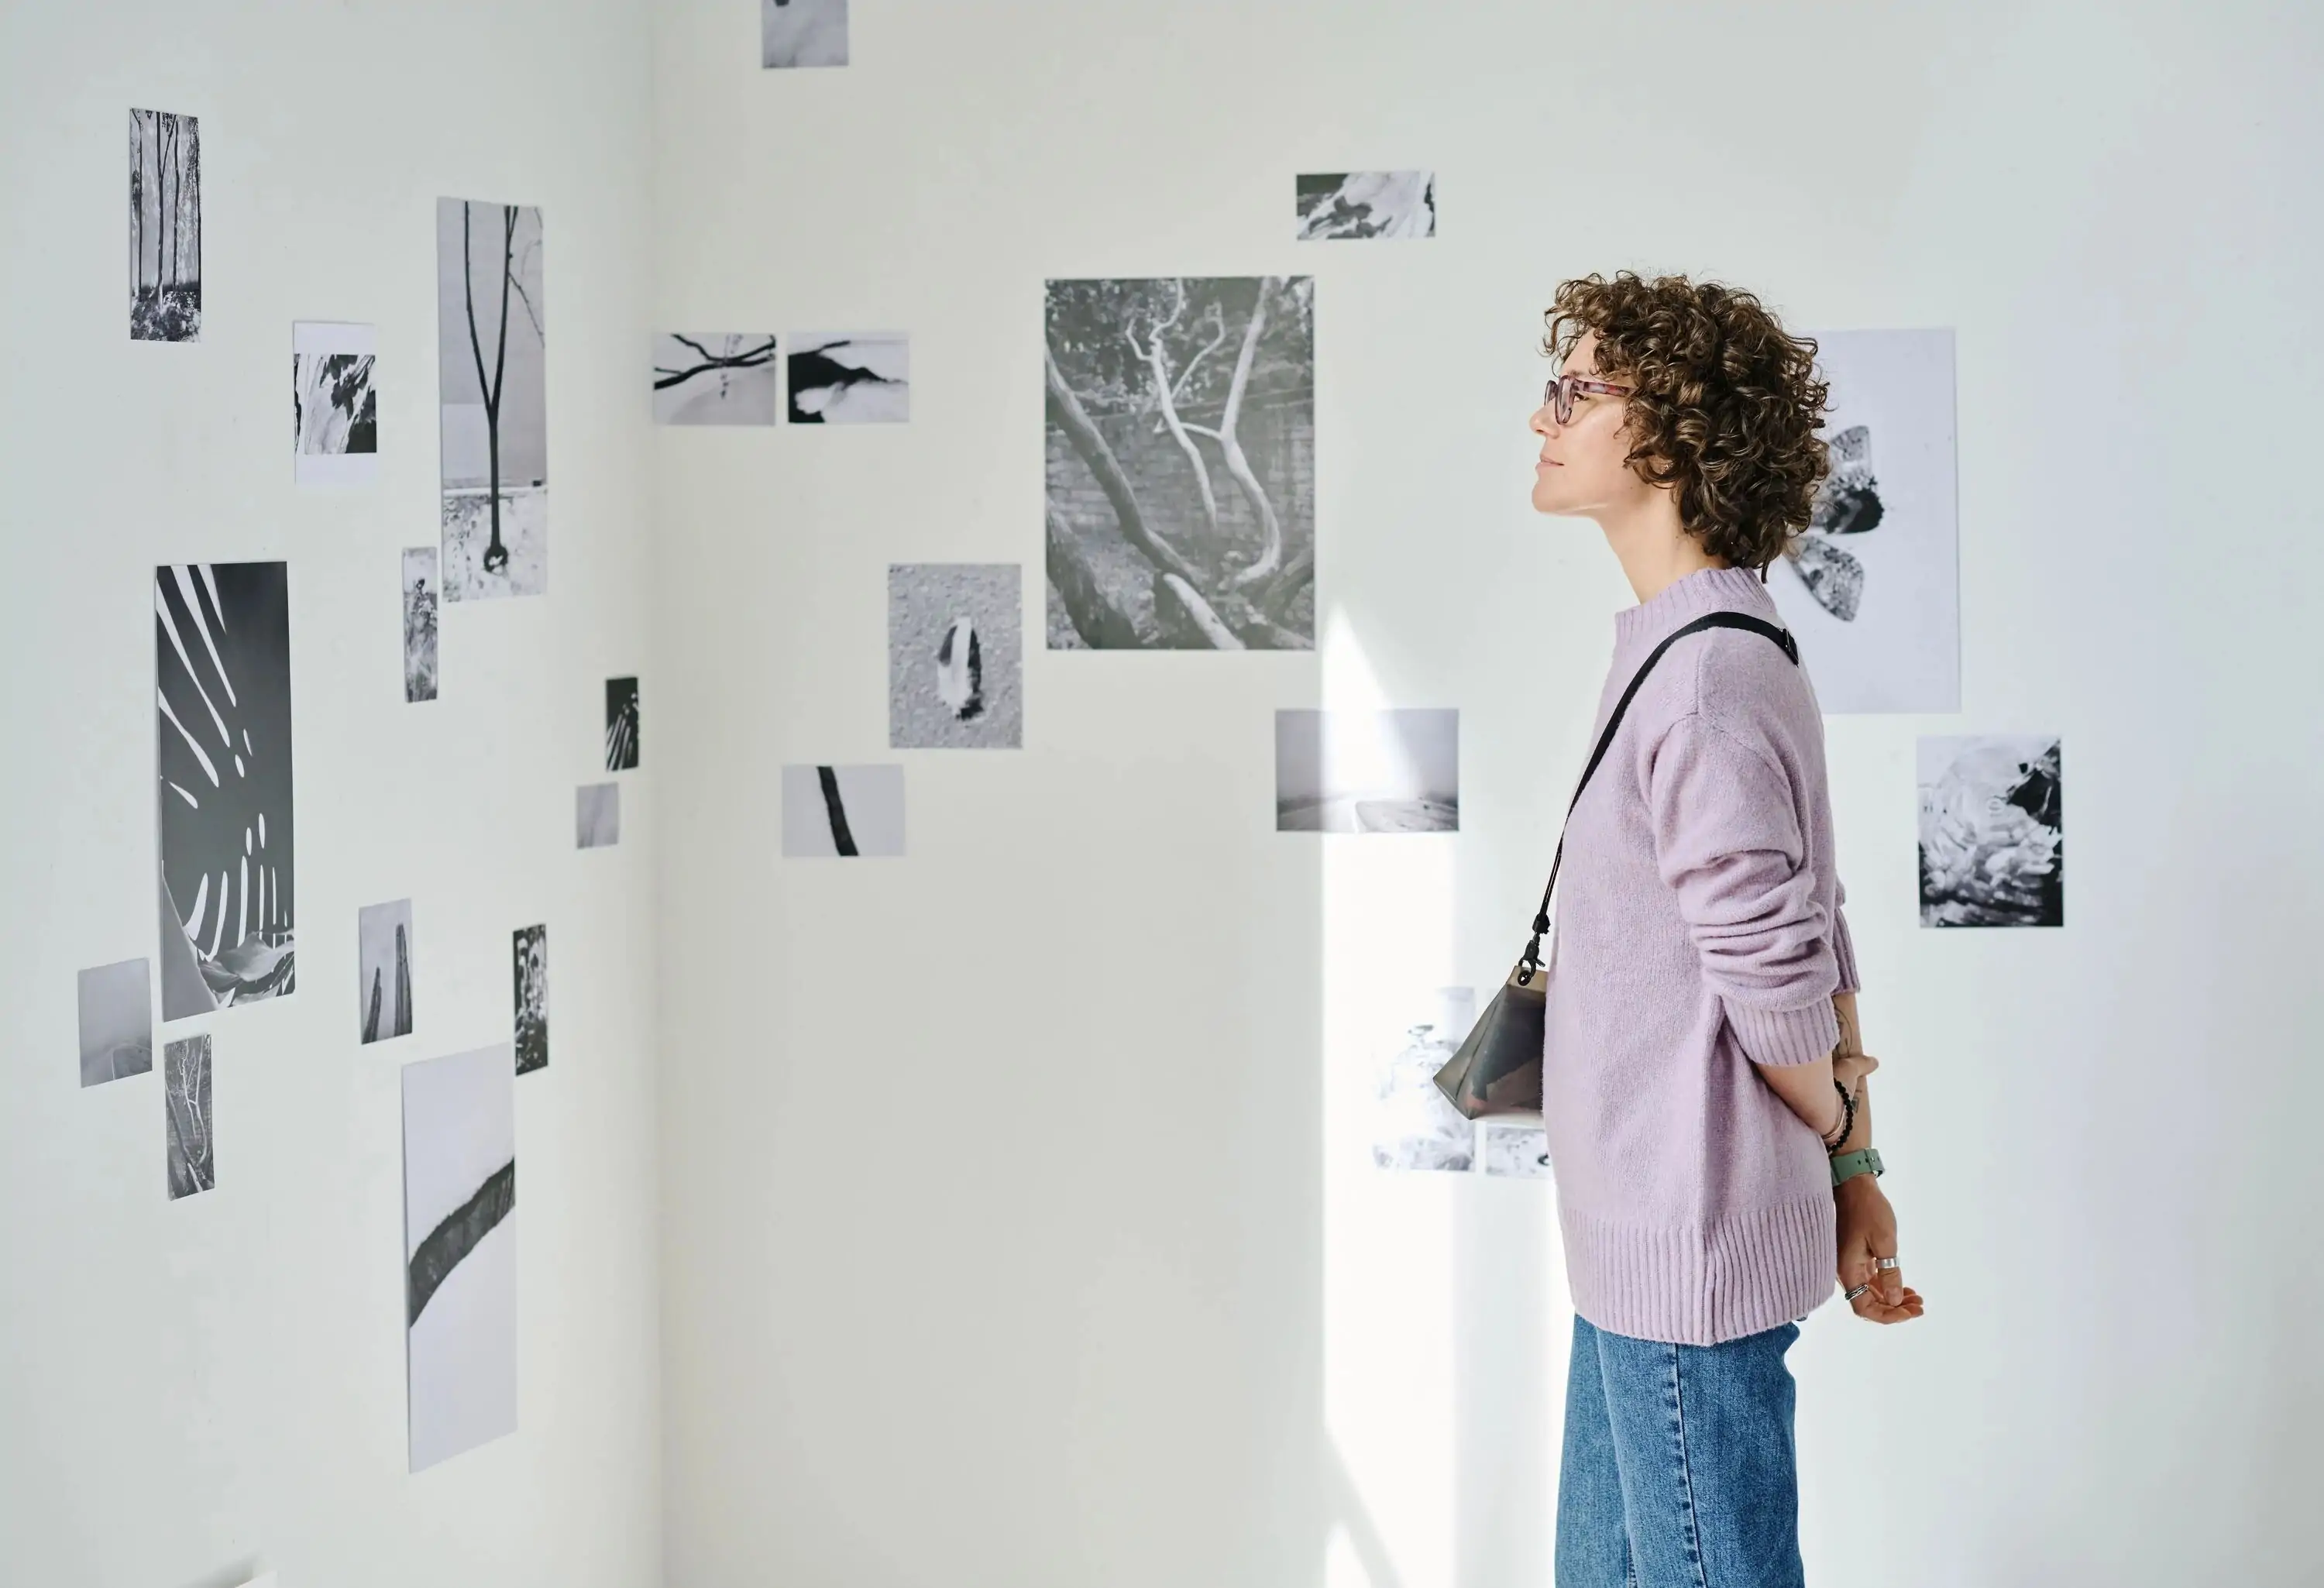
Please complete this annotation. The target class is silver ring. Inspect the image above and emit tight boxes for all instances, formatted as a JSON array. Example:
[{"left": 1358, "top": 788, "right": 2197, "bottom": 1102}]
[
  {"left": 1876, "top": 1256, "right": 1900, "bottom": 1271},
  {"left": 1844, "top": 1282, "right": 1872, "bottom": 1302}
]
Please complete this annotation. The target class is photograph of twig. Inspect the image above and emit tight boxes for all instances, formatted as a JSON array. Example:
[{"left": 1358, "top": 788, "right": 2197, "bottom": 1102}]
[
  {"left": 293, "top": 321, "right": 379, "bottom": 483},
  {"left": 437, "top": 198, "right": 547, "bottom": 601},
  {"left": 1045, "top": 277, "right": 1315, "bottom": 649},
  {"left": 78, "top": 957, "right": 153, "bottom": 1088},
  {"left": 1296, "top": 171, "right": 1435, "bottom": 240},
  {"left": 787, "top": 332, "right": 907, "bottom": 423},
  {"left": 129, "top": 108, "right": 201, "bottom": 342},
  {"left": 653, "top": 333, "right": 778, "bottom": 424},
  {"left": 781, "top": 765, "right": 904, "bottom": 858}
]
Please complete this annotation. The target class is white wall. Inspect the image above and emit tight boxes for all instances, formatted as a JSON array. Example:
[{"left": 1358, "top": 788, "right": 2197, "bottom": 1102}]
[
  {"left": 652, "top": 2, "right": 2324, "bottom": 1586},
  {"left": 0, "top": 3, "right": 663, "bottom": 1586}
]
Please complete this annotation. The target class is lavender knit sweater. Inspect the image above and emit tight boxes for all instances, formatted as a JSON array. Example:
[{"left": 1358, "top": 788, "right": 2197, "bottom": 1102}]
[{"left": 1539, "top": 566, "right": 1859, "bottom": 1346}]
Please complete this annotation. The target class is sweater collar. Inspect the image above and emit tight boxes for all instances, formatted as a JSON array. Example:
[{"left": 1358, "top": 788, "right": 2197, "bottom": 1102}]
[{"left": 1611, "top": 565, "right": 1779, "bottom": 651}]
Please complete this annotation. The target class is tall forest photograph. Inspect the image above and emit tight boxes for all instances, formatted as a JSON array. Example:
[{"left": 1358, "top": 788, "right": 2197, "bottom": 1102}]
[{"left": 128, "top": 108, "right": 201, "bottom": 342}]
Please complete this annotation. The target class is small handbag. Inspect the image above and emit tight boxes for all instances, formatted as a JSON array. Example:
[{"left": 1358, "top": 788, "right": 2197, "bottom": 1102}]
[{"left": 1433, "top": 610, "right": 1800, "bottom": 1119}]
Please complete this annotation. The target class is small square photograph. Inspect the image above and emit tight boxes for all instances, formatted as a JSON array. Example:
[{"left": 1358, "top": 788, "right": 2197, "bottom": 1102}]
[
  {"left": 164, "top": 1033, "right": 214, "bottom": 1199},
  {"left": 576, "top": 782, "right": 621, "bottom": 849},
  {"left": 358, "top": 899, "right": 415, "bottom": 1044},
  {"left": 1918, "top": 736, "right": 2063, "bottom": 928},
  {"left": 605, "top": 676, "right": 640, "bottom": 771},
  {"left": 653, "top": 333, "right": 779, "bottom": 425},
  {"left": 293, "top": 321, "right": 379, "bottom": 483},
  {"left": 781, "top": 765, "right": 905, "bottom": 858},
  {"left": 513, "top": 924, "right": 548, "bottom": 1075},
  {"left": 1276, "top": 709, "right": 1459, "bottom": 833},
  {"left": 130, "top": 108, "right": 201, "bottom": 342},
  {"left": 1370, "top": 987, "right": 1477, "bottom": 1173},
  {"left": 403, "top": 548, "right": 440, "bottom": 703},
  {"left": 762, "top": 0, "right": 847, "bottom": 68},
  {"left": 1479, "top": 1119, "right": 1552, "bottom": 1180},
  {"left": 402, "top": 1042, "right": 517, "bottom": 1471},
  {"left": 788, "top": 332, "right": 907, "bottom": 424},
  {"left": 889, "top": 564, "right": 1022, "bottom": 749},
  {"left": 78, "top": 957, "right": 153, "bottom": 1087},
  {"left": 1296, "top": 171, "right": 1436, "bottom": 240}
]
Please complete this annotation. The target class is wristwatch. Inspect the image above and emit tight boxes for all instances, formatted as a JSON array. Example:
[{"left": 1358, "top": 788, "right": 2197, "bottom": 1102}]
[{"left": 1830, "top": 1146, "right": 1885, "bottom": 1189}]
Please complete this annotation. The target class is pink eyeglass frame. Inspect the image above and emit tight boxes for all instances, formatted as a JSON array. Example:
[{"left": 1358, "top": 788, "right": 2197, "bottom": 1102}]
[{"left": 1544, "top": 373, "right": 1634, "bottom": 424}]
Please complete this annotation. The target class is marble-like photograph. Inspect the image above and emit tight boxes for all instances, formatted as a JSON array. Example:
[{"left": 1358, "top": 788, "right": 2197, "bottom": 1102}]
[
  {"left": 762, "top": 0, "right": 847, "bottom": 67},
  {"left": 1370, "top": 988, "right": 1478, "bottom": 1173},
  {"left": 1918, "top": 736, "right": 2063, "bottom": 927},
  {"left": 1295, "top": 170, "right": 1435, "bottom": 240},
  {"left": 293, "top": 321, "right": 379, "bottom": 484}
]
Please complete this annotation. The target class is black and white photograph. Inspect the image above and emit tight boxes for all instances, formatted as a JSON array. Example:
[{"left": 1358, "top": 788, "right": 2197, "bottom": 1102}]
[
  {"left": 1045, "top": 277, "right": 1315, "bottom": 649},
  {"left": 512, "top": 924, "right": 548, "bottom": 1076},
  {"left": 604, "top": 676, "right": 640, "bottom": 771},
  {"left": 1918, "top": 736, "right": 2064, "bottom": 929},
  {"left": 401, "top": 1042, "right": 517, "bottom": 1473},
  {"left": 156, "top": 562, "right": 296, "bottom": 1022},
  {"left": 1276, "top": 709, "right": 1458, "bottom": 834},
  {"left": 761, "top": 0, "right": 847, "bottom": 68},
  {"left": 78, "top": 957, "right": 153, "bottom": 1088},
  {"left": 653, "top": 332, "right": 778, "bottom": 424},
  {"left": 292, "top": 321, "right": 379, "bottom": 484},
  {"left": 889, "top": 564, "right": 1022, "bottom": 749},
  {"left": 576, "top": 782, "right": 621, "bottom": 849},
  {"left": 1370, "top": 988, "right": 1477, "bottom": 1174},
  {"left": 357, "top": 899, "right": 415, "bottom": 1045},
  {"left": 1479, "top": 1119, "right": 1552, "bottom": 1180},
  {"left": 402, "top": 548, "right": 439, "bottom": 703},
  {"left": 787, "top": 332, "right": 907, "bottom": 423},
  {"left": 129, "top": 108, "right": 201, "bottom": 342},
  {"left": 780, "top": 765, "right": 905, "bottom": 858},
  {"left": 164, "top": 1033, "right": 214, "bottom": 1199},
  {"left": 1295, "top": 171, "right": 1436, "bottom": 240},
  {"left": 437, "top": 198, "right": 547, "bottom": 602},
  {"left": 1765, "top": 329, "right": 1959, "bottom": 713}
]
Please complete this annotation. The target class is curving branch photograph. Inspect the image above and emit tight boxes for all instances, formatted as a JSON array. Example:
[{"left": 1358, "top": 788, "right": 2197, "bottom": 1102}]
[{"left": 653, "top": 332, "right": 778, "bottom": 424}]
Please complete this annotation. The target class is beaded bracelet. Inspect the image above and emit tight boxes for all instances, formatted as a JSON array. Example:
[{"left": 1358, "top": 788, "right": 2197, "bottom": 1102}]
[{"left": 1822, "top": 1079, "right": 1856, "bottom": 1155}]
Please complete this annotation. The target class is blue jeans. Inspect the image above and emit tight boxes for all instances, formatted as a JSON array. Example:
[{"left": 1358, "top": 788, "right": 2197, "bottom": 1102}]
[{"left": 1556, "top": 1315, "right": 1806, "bottom": 1588}]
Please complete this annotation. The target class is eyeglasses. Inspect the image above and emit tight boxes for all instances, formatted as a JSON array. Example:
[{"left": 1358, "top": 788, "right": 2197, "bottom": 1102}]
[{"left": 1543, "top": 372, "right": 1633, "bottom": 424}]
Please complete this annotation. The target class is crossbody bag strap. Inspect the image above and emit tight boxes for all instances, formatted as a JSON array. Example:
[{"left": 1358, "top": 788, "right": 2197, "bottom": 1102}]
[{"left": 1514, "top": 611, "right": 1799, "bottom": 983}]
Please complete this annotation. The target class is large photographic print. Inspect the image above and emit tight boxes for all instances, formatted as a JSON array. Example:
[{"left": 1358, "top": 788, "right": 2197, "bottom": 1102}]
[
  {"left": 402, "top": 1043, "right": 517, "bottom": 1471},
  {"left": 437, "top": 198, "right": 547, "bottom": 601},
  {"left": 1045, "top": 277, "right": 1315, "bottom": 649},
  {"left": 129, "top": 109, "right": 201, "bottom": 342},
  {"left": 155, "top": 562, "right": 296, "bottom": 1020},
  {"left": 1917, "top": 735, "right": 2063, "bottom": 928}
]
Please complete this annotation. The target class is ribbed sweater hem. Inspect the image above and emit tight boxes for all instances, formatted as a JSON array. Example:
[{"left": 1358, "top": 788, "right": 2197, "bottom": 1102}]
[
  {"left": 1560, "top": 1194, "right": 1836, "bottom": 1346},
  {"left": 1724, "top": 996, "right": 1841, "bottom": 1067}
]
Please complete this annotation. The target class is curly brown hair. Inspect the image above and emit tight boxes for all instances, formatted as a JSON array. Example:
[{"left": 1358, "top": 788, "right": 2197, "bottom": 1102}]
[{"left": 1544, "top": 273, "right": 1830, "bottom": 571}]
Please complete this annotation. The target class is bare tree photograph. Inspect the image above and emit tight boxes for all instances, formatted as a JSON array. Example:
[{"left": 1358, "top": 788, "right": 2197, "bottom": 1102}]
[
  {"left": 164, "top": 1033, "right": 214, "bottom": 1199},
  {"left": 155, "top": 562, "right": 296, "bottom": 1021},
  {"left": 1045, "top": 277, "right": 1315, "bottom": 649},
  {"left": 402, "top": 548, "right": 440, "bottom": 703},
  {"left": 1918, "top": 735, "right": 2064, "bottom": 928},
  {"left": 762, "top": 0, "right": 847, "bottom": 68},
  {"left": 576, "top": 782, "right": 621, "bottom": 849},
  {"left": 787, "top": 332, "right": 907, "bottom": 423},
  {"left": 654, "top": 333, "right": 778, "bottom": 424},
  {"left": 78, "top": 957, "right": 153, "bottom": 1088},
  {"left": 129, "top": 108, "right": 201, "bottom": 342},
  {"left": 604, "top": 677, "right": 639, "bottom": 771},
  {"left": 1276, "top": 709, "right": 1458, "bottom": 834},
  {"left": 781, "top": 765, "right": 904, "bottom": 858},
  {"left": 293, "top": 321, "right": 379, "bottom": 484},
  {"left": 513, "top": 924, "right": 548, "bottom": 1075},
  {"left": 889, "top": 564, "right": 1022, "bottom": 748},
  {"left": 1296, "top": 171, "right": 1435, "bottom": 240},
  {"left": 358, "top": 899, "right": 415, "bottom": 1044},
  {"left": 437, "top": 198, "right": 547, "bottom": 601}
]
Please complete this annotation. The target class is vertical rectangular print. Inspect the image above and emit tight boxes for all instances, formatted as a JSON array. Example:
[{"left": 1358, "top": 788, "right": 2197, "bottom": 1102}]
[
  {"left": 436, "top": 198, "right": 547, "bottom": 602},
  {"left": 780, "top": 765, "right": 905, "bottom": 857},
  {"left": 787, "top": 332, "right": 907, "bottom": 423},
  {"left": 1371, "top": 988, "right": 1477, "bottom": 1172},
  {"left": 1044, "top": 277, "right": 1315, "bottom": 649},
  {"left": 402, "top": 548, "right": 440, "bottom": 703},
  {"left": 653, "top": 333, "right": 778, "bottom": 424},
  {"left": 401, "top": 1043, "right": 517, "bottom": 1472},
  {"left": 292, "top": 321, "right": 379, "bottom": 483},
  {"left": 512, "top": 924, "right": 548, "bottom": 1075},
  {"left": 1478, "top": 1119, "right": 1551, "bottom": 1179},
  {"left": 1275, "top": 709, "right": 1459, "bottom": 833},
  {"left": 156, "top": 562, "right": 296, "bottom": 1021},
  {"left": 129, "top": 108, "right": 201, "bottom": 342},
  {"left": 78, "top": 957, "right": 153, "bottom": 1086},
  {"left": 1917, "top": 735, "right": 2063, "bottom": 927},
  {"left": 604, "top": 677, "right": 639, "bottom": 771},
  {"left": 356, "top": 899, "right": 415, "bottom": 1043},
  {"left": 761, "top": 0, "right": 847, "bottom": 68},
  {"left": 163, "top": 1033, "right": 213, "bottom": 1198},
  {"left": 888, "top": 565, "right": 1022, "bottom": 748},
  {"left": 1295, "top": 171, "right": 1436, "bottom": 239},
  {"left": 576, "top": 782, "right": 621, "bottom": 849},
  {"left": 1766, "top": 329, "right": 1959, "bottom": 713}
]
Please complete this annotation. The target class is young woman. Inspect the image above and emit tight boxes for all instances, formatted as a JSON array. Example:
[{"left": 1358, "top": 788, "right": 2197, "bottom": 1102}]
[{"left": 1528, "top": 273, "right": 1925, "bottom": 1587}]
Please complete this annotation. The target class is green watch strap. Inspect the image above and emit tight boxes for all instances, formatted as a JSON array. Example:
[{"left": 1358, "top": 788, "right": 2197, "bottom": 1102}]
[{"left": 1830, "top": 1147, "right": 1884, "bottom": 1189}]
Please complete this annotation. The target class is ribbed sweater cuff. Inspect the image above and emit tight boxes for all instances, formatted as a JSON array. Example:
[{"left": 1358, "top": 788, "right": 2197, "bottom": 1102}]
[
  {"left": 1724, "top": 996, "right": 1840, "bottom": 1067},
  {"left": 1832, "top": 908, "right": 1862, "bottom": 995}
]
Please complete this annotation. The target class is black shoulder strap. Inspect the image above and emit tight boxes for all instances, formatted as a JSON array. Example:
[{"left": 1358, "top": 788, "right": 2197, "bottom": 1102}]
[{"left": 1515, "top": 611, "right": 1797, "bottom": 982}]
